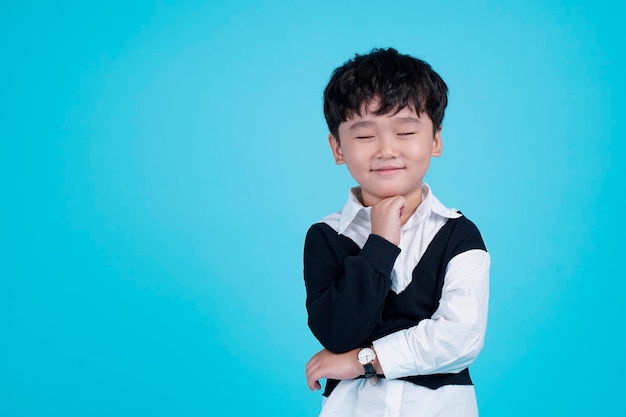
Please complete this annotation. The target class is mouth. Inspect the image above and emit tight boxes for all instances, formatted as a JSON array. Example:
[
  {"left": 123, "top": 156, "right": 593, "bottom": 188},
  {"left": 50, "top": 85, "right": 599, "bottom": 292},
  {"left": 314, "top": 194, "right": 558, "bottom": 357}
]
[{"left": 371, "top": 166, "right": 404, "bottom": 176}]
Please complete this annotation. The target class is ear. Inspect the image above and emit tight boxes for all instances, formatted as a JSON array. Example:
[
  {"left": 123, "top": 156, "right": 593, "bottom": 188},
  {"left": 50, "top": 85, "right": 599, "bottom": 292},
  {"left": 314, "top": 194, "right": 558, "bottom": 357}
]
[
  {"left": 431, "top": 126, "right": 443, "bottom": 157},
  {"left": 328, "top": 134, "right": 345, "bottom": 165}
]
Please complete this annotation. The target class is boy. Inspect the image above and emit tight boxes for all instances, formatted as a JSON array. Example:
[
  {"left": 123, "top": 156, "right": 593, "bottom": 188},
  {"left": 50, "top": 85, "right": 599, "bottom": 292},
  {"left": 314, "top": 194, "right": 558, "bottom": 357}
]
[{"left": 303, "top": 48, "right": 490, "bottom": 417}]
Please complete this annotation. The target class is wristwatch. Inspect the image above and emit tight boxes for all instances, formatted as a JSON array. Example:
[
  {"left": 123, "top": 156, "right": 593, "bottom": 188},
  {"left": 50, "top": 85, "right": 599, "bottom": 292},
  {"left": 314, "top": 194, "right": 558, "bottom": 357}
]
[{"left": 358, "top": 347, "right": 378, "bottom": 386}]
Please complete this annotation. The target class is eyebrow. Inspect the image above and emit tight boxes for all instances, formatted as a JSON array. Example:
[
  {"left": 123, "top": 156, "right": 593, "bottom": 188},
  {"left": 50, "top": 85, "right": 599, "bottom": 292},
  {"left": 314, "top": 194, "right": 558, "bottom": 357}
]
[
  {"left": 395, "top": 117, "right": 422, "bottom": 124},
  {"left": 348, "top": 117, "right": 422, "bottom": 130},
  {"left": 348, "top": 121, "right": 375, "bottom": 130}
]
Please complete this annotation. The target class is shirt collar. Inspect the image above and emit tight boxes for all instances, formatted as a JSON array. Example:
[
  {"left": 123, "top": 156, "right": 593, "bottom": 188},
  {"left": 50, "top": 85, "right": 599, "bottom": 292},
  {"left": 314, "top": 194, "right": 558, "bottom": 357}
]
[
  {"left": 337, "top": 183, "right": 460, "bottom": 234},
  {"left": 338, "top": 187, "right": 369, "bottom": 234}
]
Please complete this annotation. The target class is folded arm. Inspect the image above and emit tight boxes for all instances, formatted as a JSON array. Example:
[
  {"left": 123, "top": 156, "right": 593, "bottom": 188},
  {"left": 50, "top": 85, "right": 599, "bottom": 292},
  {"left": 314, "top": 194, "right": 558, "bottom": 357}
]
[
  {"left": 374, "top": 249, "right": 490, "bottom": 378},
  {"left": 304, "top": 224, "right": 400, "bottom": 353}
]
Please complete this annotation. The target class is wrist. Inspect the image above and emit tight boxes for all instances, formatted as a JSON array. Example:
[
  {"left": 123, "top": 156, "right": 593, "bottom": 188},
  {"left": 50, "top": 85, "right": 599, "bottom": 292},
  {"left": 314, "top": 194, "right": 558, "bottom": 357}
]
[
  {"left": 357, "top": 347, "right": 379, "bottom": 385},
  {"left": 373, "top": 356, "right": 383, "bottom": 375},
  {"left": 371, "top": 230, "right": 399, "bottom": 247},
  {"left": 350, "top": 348, "right": 364, "bottom": 376}
]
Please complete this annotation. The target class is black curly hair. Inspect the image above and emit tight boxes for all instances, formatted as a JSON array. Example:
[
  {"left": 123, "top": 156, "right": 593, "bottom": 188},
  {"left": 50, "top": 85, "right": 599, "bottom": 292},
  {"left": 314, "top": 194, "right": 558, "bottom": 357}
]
[{"left": 323, "top": 48, "right": 448, "bottom": 140}]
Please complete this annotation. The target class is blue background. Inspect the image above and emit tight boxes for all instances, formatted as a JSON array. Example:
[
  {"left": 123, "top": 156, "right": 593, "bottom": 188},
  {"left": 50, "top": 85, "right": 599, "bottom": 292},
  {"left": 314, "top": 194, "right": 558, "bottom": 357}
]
[{"left": 1, "top": 1, "right": 624, "bottom": 416}]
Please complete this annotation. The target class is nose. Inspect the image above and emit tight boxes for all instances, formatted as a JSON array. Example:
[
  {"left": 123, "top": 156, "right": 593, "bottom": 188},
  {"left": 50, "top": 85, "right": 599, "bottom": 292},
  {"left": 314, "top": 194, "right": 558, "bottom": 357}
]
[{"left": 377, "top": 135, "right": 398, "bottom": 159}]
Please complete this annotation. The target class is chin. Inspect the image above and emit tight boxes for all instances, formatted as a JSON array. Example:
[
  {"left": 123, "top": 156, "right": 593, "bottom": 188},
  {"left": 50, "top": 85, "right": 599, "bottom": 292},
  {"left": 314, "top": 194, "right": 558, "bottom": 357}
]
[{"left": 379, "top": 192, "right": 403, "bottom": 198}]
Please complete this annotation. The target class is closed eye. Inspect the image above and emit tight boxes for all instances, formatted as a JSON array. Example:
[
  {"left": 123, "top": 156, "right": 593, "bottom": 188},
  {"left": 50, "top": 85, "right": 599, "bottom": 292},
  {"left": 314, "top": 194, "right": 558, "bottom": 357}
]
[
  {"left": 355, "top": 136, "right": 375, "bottom": 139},
  {"left": 398, "top": 132, "right": 416, "bottom": 137}
]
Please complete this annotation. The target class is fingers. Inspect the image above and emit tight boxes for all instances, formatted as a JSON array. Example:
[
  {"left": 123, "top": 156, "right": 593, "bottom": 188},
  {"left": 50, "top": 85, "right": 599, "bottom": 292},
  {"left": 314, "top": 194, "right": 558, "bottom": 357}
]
[
  {"left": 306, "top": 361, "right": 322, "bottom": 391},
  {"left": 371, "top": 196, "right": 405, "bottom": 245},
  {"left": 381, "top": 195, "right": 406, "bottom": 214},
  {"left": 307, "top": 375, "right": 321, "bottom": 391},
  {"left": 306, "top": 373, "right": 320, "bottom": 391},
  {"left": 379, "top": 195, "right": 406, "bottom": 206},
  {"left": 305, "top": 350, "right": 324, "bottom": 391}
]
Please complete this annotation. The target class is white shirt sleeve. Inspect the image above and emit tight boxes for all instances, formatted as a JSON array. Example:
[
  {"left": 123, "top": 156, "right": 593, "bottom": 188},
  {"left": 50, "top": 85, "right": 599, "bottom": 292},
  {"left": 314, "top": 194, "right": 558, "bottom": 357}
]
[{"left": 373, "top": 249, "right": 490, "bottom": 379}]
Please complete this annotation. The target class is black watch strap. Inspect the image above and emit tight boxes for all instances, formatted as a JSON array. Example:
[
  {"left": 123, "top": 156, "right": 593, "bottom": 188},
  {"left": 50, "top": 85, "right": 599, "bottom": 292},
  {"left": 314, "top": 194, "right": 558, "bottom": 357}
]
[{"left": 363, "top": 363, "right": 376, "bottom": 379}]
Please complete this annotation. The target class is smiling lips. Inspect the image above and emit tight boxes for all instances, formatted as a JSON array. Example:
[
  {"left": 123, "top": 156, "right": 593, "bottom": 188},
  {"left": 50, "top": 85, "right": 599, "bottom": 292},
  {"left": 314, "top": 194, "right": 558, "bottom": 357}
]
[{"left": 371, "top": 166, "right": 405, "bottom": 176}]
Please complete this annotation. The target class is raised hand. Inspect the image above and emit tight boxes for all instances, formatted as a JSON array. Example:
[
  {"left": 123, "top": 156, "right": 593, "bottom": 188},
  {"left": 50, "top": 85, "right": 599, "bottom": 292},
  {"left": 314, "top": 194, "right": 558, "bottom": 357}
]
[{"left": 370, "top": 196, "right": 406, "bottom": 246}]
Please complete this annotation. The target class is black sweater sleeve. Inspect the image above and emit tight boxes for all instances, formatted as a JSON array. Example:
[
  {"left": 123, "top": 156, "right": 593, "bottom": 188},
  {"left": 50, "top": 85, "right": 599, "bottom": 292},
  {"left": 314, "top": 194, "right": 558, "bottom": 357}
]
[{"left": 303, "top": 223, "right": 401, "bottom": 353}]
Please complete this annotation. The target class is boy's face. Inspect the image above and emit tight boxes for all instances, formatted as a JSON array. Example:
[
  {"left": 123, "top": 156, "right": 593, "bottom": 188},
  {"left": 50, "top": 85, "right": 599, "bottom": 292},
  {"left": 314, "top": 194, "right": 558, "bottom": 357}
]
[{"left": 329, "top": 100, "right": 442, "bottom": 207}]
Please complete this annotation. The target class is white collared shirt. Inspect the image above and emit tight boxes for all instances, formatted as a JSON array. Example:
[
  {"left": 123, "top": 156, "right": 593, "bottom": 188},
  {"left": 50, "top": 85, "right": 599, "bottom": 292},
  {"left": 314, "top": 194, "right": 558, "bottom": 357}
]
[
  {"left": 324, "top": 183, "right": 463, "bottom": 294},
  {"left": 318, "top": 184, "right": 490, "bottom": 417}
]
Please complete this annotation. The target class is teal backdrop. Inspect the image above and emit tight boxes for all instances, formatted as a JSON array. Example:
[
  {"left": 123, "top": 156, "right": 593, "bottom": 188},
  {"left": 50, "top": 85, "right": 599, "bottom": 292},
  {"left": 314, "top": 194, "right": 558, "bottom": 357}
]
[{"left": 1, "top": 1, "right": 624, "bottom": 416}]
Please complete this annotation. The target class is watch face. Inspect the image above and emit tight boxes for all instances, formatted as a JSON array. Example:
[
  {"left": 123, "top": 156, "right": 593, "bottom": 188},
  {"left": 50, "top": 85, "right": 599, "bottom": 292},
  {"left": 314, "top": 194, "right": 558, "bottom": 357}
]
[{"left": 358, "top": 348, "right": 376, "bottom": 364}]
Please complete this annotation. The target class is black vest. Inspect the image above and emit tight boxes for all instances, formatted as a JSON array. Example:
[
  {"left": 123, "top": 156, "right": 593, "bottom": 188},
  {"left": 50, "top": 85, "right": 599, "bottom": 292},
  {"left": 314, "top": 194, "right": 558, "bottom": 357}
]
[{"left": 324, "top": 215, "right": 487, "bottom": 397}]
